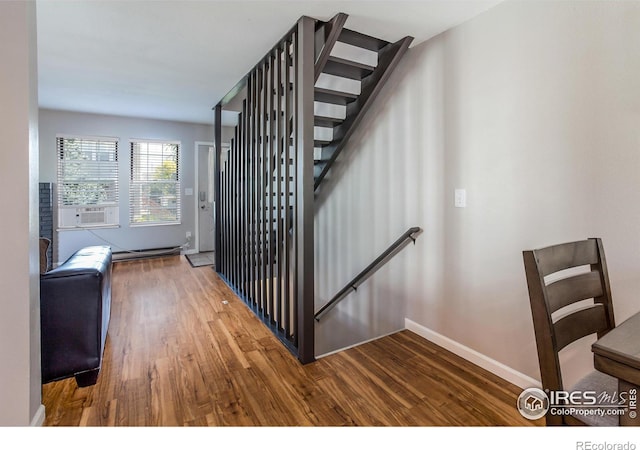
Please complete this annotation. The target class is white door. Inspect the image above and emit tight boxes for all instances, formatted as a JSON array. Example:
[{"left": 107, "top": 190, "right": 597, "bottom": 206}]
[{"left": 198, "top": 144, "right": 215, "bottom": 252}]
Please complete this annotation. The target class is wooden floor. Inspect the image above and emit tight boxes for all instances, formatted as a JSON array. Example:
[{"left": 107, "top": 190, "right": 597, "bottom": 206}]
[{"left": 42, "top": 255, "right": 541, "bottom": 426}]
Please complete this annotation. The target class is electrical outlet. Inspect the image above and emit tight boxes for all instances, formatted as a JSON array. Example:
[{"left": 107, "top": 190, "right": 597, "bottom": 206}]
[{"left": 186, "top": 231, "right": 192, "bottom": 238}]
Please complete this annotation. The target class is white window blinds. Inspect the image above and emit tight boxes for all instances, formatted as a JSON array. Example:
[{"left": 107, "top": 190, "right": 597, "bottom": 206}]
[
  {"left": 57, "top": 136, "right": 119, "bottom": 228},
  {"left": 130, "top": 140, "right": 181, "bottom": 226}
]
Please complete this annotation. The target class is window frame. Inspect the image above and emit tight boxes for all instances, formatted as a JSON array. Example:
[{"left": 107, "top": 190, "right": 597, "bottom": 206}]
[
  {"left": 56, "top": 134, "right": 120, "bottom": 229},
  {"left": 129, "top": 139, "right": 182, "bottom": 227}
]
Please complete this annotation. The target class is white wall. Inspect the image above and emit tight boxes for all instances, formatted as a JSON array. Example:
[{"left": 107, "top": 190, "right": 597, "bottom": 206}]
[
  {"left": 0, "top": 1, "right": 42, "bottom": 426},
  {"left": 39, "top": 109, "right": 214, "bottom": 264},
  {"left": 315, "top": 0, "right": 640, "bottom": 389}
]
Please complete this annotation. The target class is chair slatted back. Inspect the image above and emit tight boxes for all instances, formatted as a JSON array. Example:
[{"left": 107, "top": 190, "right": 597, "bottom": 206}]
[{"left": 522, "top": 238, "right": 615, "bottom": 407}]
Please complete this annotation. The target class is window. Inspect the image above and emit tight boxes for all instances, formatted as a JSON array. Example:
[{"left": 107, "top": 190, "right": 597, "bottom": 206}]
[
  {"left": 57, "top": 136, "right": 119, "bottom": 228},
  {"left": 130, "top": 140, "right": 181, "bottom": 226}
]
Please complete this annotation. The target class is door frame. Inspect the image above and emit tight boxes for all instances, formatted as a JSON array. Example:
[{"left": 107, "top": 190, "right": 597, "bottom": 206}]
[{"left": 194, "top": 140, "right": 215, "bottom": 254}]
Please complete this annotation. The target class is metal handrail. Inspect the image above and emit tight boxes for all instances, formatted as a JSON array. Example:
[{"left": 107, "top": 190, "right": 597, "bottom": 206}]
[{"left": 314, "top": 226, "right": 422, "bottom": 321}]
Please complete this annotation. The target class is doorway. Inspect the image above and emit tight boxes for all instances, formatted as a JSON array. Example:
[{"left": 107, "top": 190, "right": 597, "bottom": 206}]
[{"left": 195, "top": 142, "right": 215, "bottom": 253}]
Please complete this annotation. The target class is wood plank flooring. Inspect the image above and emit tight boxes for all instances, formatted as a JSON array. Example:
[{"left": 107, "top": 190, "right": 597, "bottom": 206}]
[{"left": 42, "top": 255, "right": 541, "bottom": 426}]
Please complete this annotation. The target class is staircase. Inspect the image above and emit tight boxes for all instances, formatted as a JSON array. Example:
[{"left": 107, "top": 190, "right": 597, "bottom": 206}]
[
  {"left": 213, "top": 13, "right": 413, "bottom": 364},
  {"left": 312, "top": 13, "right": 413, "bottom": 190}
]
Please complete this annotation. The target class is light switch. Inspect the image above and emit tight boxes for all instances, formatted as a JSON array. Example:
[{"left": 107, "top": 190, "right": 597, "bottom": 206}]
[
  {"left": 455, "top": 189, "right": 466, "bottom": 208},
  {"left": 185, "top": 188, "right": 193, "bottom": 196}
]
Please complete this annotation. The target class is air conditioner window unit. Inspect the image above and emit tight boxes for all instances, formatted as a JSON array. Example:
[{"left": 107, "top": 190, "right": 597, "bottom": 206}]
[
  {"left": 59, "top": 206, "right": 119, "bottom": 228},
  {"left": 80, "top": 207, "right": 105, "bottom": 225}
]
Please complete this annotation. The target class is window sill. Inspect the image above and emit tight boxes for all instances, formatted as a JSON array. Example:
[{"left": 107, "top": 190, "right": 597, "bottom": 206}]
[
  {"left": 129, "top": 222, "right": 182, "bottom": 228},
  {"left": 57, "top": 225, "right": 121, "bottom": 232}
]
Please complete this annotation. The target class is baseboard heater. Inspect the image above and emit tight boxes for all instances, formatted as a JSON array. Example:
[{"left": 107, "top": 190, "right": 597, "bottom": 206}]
[{"left": 112, "top": 246, "right": 181, "bottom": 262}]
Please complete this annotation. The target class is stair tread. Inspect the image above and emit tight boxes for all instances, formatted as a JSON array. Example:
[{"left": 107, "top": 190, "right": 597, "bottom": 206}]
[
  {"left": 314, "top": 87, "right": 358, "bottom": 105},
  {"left": 327, "top": 55, "right": 375, "bottom": 70},
  {"left": 314, "top": 87, "right": 358, "bottom": 97},
  {"left": 323, "top": 56, "right": 375, "bottom": 80},
  {"left": 328, "top": 55, "right": 376, "bottom": 71},
  {"left": 314, "top": 115, "right": 345, "bottom": 127},
  {"left": 337, "top": 28, "right": 388, "bottom": 52}
]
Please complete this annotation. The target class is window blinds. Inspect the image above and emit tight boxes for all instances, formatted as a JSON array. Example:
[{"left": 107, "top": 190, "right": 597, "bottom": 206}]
[
  {"left": 57, "top": 136, "right": 119, "bottom": 208},
  {"left": 130, "top": 140, "right": 181, "bottom": 225}
]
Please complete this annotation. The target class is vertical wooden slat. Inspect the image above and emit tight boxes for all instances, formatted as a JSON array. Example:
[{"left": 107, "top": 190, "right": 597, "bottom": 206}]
[
  {"left": 264, "top": 56, "right": 271, "bottom": 317},
  {"left": 239, "top": 102, "right": 246, "bottom": 292},
  {"left": 287, "top": 33, "right": 296, "bottom": 339},
  {"left": 250, "top": 69, "right": 262, "bottom": 307},
  {"left": 255, "top": 67, "right": 262, "bottom": 310},
  {"left": 226, "top": 135, "right": 231, "bottom": 282},
  {"left": 246, "top": 71, "right": 257, "bottom": 310},
  {"left": 256, "top": 71, "right": 262, "bottom": 308},
  {"left": 251, "top": 69, "right": 262, "bottom": 310},
  {"left": 214, "top": 104, "right": 222, "bottom": 272},
  {"left": 251, "top": 70, "right": 262, "bottom": 307},
  {"left": 283, "top": 37, "right": 292, "bottom": 334},
  {"left": 240, "top": 82, "right": 246, "bottom": 297},
  {"left": 273, "top": 46, "right": 284, "bottom": 329},
  {"left": 235, "top": 106, "right": 240, "bottom": 291},
  {"left": 241, "top": 86, "right": 248, "bottom": 298},
  {"left": 228, "top": 128, "right": 233, "bottom": 285},
  {"left": 224, "top": 134, "right": 229, "bottom": 277},
  {"left": 251, "top": 67, "right": 263, "bottom": 310},
  {"left": 219, "top": 144, "right": 225, "bottom": 274},
  {"left": 257, "top": 67, "right": 266, "bottom": 314},
  {"left": 231, "top": 112, "right": 237, "bottom": 288},
  {"left": 295, "top": 17, "right": 315, "bottom": 363},
  {"left": 264, "top": 53, "right": 277, "bottom": 323},
  {"left": 222, "top": 144, "right": 227, "bottom": 275},
  {"left": 231, "top": 117, "right": 236, "bottom": 287},
  {"left": 224, "top": 150, "right": 229, "bottom": 276},
  {"left": 231, "top": 123, "right": 239, "bottom": 288}
]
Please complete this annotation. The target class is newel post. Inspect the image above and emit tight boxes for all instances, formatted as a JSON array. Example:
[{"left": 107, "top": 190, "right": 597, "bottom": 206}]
[{"left": 295, "top": 16, "right": 315, "bottom": 363}]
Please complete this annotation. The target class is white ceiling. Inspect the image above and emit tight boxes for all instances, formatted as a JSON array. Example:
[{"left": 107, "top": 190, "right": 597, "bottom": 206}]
[{"left": 36, "top": 0, "right": 503, "bottom": 126}]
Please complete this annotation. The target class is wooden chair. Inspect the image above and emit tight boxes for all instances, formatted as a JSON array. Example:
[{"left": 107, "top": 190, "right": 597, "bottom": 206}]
[
  {"left": 39, "top": 237, "right": 51, "bottom": 274},
  {"left": 522, "top": 238, "right": 618, "bottom": 426}
]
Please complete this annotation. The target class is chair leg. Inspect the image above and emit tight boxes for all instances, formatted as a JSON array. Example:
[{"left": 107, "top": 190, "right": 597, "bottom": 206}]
[{"left": 75, "top": 369, "right": 100, "bottom": 387}]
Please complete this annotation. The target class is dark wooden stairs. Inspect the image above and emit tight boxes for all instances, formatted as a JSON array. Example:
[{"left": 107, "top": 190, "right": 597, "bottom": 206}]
[{"left": 311, "top": 13, "right": 413, "bottom": 191}]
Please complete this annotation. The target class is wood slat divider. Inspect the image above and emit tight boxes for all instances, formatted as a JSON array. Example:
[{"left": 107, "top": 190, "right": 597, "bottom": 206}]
[{"left": 213, "top": 20, "right": 314, "bottom": 362}]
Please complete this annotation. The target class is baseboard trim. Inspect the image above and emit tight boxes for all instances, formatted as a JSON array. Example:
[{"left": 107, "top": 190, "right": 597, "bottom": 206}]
[
  {"left": 405, "top": 318, "right": 541, "bottom": 390},
  {"left": 30, "top": 404, "right": 45, "bottom": 426},
  {"left": 112, "top": 246, "right": 181, "bottom": 262}
]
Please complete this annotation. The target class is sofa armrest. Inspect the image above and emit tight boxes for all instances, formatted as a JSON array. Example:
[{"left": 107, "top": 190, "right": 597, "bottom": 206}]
[{"left": 40, "top": 245, "right": 112, "bottom": 384}]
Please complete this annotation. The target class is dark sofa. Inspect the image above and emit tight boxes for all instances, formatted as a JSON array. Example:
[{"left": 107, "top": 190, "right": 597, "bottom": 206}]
[{"left": 40, "top": 245, "right": 112, "bottom": 387}]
